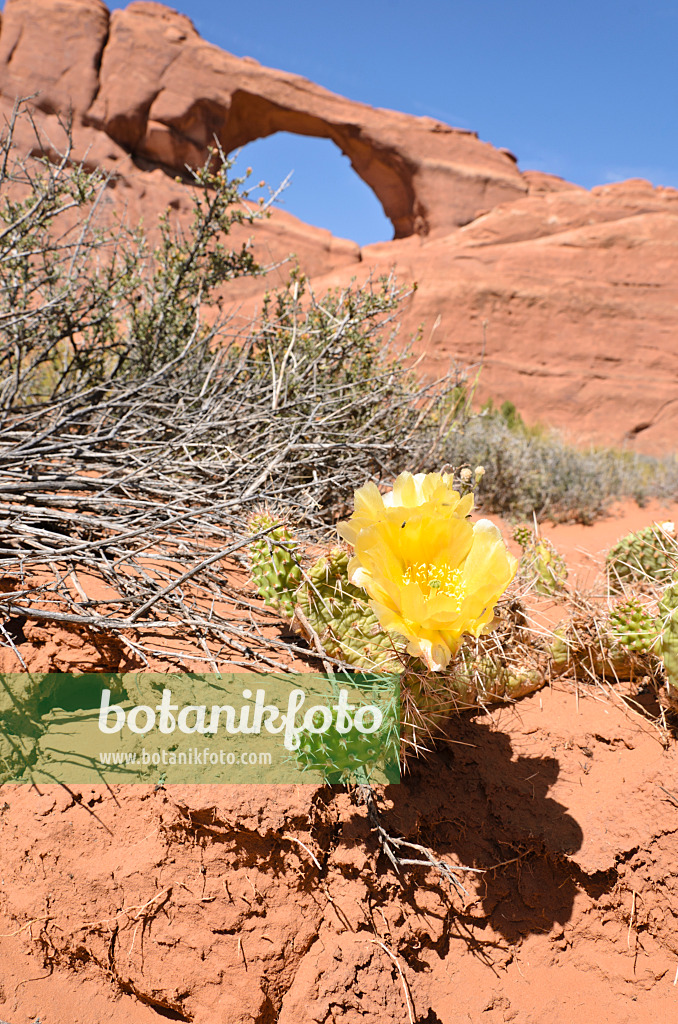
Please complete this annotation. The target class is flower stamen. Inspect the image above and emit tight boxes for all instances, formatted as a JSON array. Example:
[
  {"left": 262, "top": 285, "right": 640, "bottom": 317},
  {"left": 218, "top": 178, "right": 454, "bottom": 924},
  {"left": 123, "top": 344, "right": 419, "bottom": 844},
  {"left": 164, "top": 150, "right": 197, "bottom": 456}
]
[{"left": 402, "top": 561, "right": 465, "bottom": 604}]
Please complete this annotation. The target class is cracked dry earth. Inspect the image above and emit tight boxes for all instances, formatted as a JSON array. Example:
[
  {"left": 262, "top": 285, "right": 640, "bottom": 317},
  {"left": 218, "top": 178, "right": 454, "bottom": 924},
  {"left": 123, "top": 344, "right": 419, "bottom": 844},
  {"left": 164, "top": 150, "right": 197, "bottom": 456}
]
[
  {"left": 3, "top": 502, "right": 678, "bottom": 1023},
  {"left": 1, "top": 684, "right": 678, "bottom": 1023}
]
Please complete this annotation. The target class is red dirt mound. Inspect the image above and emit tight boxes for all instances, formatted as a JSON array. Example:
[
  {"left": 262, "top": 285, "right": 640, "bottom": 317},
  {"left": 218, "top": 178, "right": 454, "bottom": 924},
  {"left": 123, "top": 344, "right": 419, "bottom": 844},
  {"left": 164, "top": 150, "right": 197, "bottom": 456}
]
[{"left": 1, "top": 682, "right": 677, "bottom": 1024}]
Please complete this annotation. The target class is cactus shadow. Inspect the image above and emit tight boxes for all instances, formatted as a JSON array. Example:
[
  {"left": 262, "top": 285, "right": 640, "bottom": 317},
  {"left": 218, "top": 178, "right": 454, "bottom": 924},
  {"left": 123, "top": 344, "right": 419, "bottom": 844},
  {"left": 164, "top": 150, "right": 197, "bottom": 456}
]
[{"left": 367, "top": 714, "right": 585, "bottom": 945}]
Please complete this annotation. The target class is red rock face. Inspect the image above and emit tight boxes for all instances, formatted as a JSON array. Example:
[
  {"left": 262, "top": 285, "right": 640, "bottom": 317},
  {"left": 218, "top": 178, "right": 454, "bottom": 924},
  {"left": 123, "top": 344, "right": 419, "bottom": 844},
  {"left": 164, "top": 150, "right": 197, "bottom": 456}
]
[
  {"left": 0, "top": 0, "right": 109, "bottom": 115},
  {"left": 0, "top": 0, "right": 676, "bottom": 453}
]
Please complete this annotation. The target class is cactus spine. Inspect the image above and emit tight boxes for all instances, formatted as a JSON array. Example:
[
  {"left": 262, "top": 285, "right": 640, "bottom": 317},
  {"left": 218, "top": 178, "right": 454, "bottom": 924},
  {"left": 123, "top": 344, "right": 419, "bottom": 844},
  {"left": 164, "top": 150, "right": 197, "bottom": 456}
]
[{"left": 549, "top": 621, "right": 637, "bottom": 680}]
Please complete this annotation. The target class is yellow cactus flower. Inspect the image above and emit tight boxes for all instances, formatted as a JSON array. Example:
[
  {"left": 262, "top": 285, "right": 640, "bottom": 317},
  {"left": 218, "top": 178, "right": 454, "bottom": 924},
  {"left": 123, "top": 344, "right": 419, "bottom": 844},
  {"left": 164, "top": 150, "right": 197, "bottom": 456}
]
[
  {"left": 337, "top": 472, "right": 518, "bottom": 672},
  {"left": 338, "top": 471, "right": 474, "bottom": 547}
]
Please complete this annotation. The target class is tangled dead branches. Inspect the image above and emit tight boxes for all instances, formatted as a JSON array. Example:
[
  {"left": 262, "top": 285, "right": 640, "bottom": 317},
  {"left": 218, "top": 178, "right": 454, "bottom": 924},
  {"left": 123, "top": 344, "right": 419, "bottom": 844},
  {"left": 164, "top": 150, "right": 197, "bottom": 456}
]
[{"left": 0, "top": 105, "right": 466, "bottom": 673}]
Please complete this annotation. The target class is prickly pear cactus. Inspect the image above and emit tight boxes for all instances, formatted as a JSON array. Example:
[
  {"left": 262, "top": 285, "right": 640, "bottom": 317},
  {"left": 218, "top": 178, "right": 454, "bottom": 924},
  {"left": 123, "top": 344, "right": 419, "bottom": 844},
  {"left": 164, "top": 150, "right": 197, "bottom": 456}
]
[
  {"left": 249, "top": 520, "right": 549, "bottom": 771},
  {"left": 607, "top": 522, "right": 677, "bottom": 590},
  {"left": 548, "top": 587, "right": 664, "bottom": 684},
  {"left": 514, "top": 526, "right": 568, "bottom": 597},
  {"left": 455, "top": 651, "right": 543, "bottom": 704},
  {"left": 659, "top": 571, "right": 678, "bottom": 707},
  {"left": 513, "top": 525, "right": 533, "bottom": 549},
  {"left": 295, "top": 548, "right": 404, "bottom": 671},
  {"left": 400, "top": 599, "right": 545, "bottom": 758},
  {"left": 608, "top": 597, "right": 659, "bottom": 655},
  {"left": 549, "top": 625, "right": 569, "bottom": 672},
  {"left": 401, "top": 652, "right": 542, "bottom": 754},
  {"left": 399, "top": 669, "right": 461, "bottom": 756},
  {"left": 295, "top": 677, "right": 400, "bottom": 783},
  {"left": 248, "top": 510, "right": 302, "bottom": 618},
  {"left": 550, "top": 614, "right": 648, "bottom": 681}
]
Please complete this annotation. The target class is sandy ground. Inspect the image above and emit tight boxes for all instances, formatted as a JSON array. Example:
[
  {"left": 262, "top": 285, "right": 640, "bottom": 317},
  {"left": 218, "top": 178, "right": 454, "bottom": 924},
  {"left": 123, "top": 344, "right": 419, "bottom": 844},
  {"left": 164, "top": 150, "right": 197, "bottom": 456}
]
[{"left": 1, "top": 499, "right": 678, "bottom": 1023}]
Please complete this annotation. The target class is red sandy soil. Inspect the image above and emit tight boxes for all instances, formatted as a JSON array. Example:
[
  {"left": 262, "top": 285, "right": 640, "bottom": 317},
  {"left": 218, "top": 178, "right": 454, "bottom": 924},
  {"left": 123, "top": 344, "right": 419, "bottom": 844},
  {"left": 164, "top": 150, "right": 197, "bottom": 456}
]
[{"left": 2, "top": 500, "right": 678, "bottom": 1023}]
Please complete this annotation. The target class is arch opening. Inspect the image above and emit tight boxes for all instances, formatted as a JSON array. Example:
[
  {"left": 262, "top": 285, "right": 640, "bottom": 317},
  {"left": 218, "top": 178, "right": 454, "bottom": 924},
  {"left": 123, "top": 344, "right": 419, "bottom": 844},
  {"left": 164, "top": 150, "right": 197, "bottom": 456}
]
[{"left": 229, "top": 132, "right": 394, "bottom": 247}]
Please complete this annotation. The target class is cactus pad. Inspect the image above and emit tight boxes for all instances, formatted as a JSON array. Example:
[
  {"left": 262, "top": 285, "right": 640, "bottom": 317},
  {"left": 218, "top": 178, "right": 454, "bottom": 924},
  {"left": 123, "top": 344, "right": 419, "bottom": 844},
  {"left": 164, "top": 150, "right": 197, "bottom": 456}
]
[
  {"left": 608, "top": 597, "right": 659, "bottom": 655},
  {"left": 659, "top": 571, "right": 678, "bottom": 707},
  {"left": 295, "top": 676, "right": 400, "bottom": 783},
  {"left": 248, "top": 510, "right": 302, "bottom": 618},
  {"left": 295, "top": 548, "right": 404, "bottom": 671},
  {"left": 514, "top": 526, "right": 568, "bottom": 597},
  {"left": 607, "top": 523, "right": 677, "bottom": 590},
  {"left": 512, "top": 525, "right": 533, "bottom": 549},
  {"left": 550, "top": 606, "right": 655, "bottom": 682}
]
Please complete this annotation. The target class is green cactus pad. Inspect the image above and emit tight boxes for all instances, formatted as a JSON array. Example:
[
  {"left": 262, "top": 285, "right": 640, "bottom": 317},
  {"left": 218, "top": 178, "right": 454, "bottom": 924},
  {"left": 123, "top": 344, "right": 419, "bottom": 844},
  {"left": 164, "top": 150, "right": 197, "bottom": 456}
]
[
  {"left": 248, "top": 511, "right": 302, "bottom": 618},
  {"left": 608, "top": 597, "right": 659, "bottom": 655},
  {"left": 515, "top": 527, "right": 568, "bottom": 597},
  {"left": 659, "top": 571, "right": 678, "bottom": 705},
  {"left": 399, "top": 642, "right": 544, "bottom": 761},
  {"left": 294, "top": 675, "right": 400, "bottom": 784},
  {"left": 549, "top": 618, "right": 645, "bottom": 681},
  {"left": 453, "top": 650, "right": 543, "bottom": 704},
  {"left": 295, "top": 548, "right": 404, "bottom": 672},
  {"left": 607, "top": 523, "right": 677, "bottom": 590},
  {"left": 512, "top": 525, "right": 533, "bottom": 550}
]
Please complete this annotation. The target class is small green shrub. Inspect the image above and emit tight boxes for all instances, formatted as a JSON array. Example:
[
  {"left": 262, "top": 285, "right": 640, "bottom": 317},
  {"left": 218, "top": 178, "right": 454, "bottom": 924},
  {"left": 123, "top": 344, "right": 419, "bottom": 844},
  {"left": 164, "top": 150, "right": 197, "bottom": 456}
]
[{"left": 0, "top": 102, "right": 264, "bottom": 413}]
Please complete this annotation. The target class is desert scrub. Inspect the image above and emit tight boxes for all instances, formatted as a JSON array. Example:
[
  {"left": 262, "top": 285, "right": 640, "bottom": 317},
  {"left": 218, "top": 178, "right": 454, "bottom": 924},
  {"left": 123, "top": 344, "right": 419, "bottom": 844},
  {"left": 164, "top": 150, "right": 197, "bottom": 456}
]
[
  {"left": 443, "top": 412, "right": 678, "bottom": 524},
  {"left": 0, "top": 106, "right": 466, "bottom": 530},
  {"left": 220, "top": 269, "right": 466, "bottom": 520},
  {"left": 0, "top": 103, "right": 266, "bottom": 412},
  {"left": 0, "top": 106, "right": 471, "bottom": 683}
]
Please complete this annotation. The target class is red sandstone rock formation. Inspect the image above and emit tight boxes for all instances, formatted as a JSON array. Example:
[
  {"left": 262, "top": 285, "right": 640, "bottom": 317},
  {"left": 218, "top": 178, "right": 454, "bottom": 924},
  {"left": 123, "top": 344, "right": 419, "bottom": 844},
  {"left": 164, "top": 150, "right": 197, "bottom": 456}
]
[
  {"left": 0, "top": 0, "right": 676, "bottom": 453},
  {"left": 0, "top": 0, "right": 526, "bottom": 239}
]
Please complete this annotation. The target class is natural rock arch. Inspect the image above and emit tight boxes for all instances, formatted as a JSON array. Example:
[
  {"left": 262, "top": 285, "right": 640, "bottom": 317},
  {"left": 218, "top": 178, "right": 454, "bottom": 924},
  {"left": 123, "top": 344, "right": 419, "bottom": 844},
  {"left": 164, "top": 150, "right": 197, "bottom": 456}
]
[
  {"left": 0, "top": 0, "right": 528, "bottom": 239},
  {"left": 198, "top": 92, "right": 417, "bottom": 240}
]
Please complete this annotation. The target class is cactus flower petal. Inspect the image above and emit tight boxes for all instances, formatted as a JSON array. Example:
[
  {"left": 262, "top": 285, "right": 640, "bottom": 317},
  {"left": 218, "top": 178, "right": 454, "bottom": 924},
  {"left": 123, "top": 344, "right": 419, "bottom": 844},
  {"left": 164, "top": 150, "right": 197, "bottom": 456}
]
[{"left": 337, "top": 473, "right": 517, "bottom": 671}]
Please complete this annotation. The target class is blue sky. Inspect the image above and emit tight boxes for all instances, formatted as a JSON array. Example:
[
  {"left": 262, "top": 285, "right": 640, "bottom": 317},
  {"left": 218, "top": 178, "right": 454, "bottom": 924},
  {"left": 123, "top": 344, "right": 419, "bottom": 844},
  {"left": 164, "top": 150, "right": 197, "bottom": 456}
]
[{"left": 107, "top": 1, "right": 677, "bottom": 245}]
